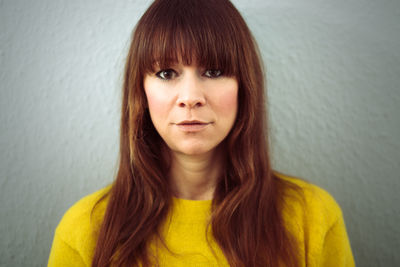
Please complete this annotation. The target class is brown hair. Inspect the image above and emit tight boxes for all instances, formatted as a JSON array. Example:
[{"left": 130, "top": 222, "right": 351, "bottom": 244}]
[{"left": 92, "top": 0, "right": 301, "bottom": 266}]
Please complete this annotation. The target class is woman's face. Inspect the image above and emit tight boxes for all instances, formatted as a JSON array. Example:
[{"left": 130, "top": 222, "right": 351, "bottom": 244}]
[{"left": 143, "top": 62, "right": 238, "bottom": 156}]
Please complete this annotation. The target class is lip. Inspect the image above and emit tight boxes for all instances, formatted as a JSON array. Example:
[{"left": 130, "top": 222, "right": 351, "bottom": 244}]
[{"left": 176, "top": 120, "right": 211, "bottom": 132}]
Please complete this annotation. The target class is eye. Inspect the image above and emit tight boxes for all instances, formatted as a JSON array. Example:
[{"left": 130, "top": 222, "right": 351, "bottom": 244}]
[
  {"left": 204, "top": 69, "right": 223, "bottom": 78},
  {"left": 155, "top": 69, "right": 177, "bottom": 80}
]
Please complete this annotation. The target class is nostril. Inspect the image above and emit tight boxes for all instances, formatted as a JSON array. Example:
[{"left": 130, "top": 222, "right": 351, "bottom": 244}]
[{"left": 177, "top": 98, "right": 205, "bottom": 108}]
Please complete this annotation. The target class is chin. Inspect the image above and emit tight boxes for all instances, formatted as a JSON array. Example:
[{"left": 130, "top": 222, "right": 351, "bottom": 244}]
[{"left": 174, "top": 144, "right": 216, "bottom": 156}]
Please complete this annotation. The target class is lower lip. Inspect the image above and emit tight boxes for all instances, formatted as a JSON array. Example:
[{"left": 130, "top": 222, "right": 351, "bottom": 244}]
[{"left": 177, "top": 123, "right": 210, "bottom": 132}]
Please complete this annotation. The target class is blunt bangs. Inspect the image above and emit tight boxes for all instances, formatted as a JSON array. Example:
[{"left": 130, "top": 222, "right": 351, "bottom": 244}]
[{"left": 136, "top": 0, "right": 241, "bottom": 77}]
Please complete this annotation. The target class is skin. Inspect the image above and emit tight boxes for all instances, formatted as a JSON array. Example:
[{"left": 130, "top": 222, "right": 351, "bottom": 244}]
[{"left": 143, "top": 62, "right": 238, "bottom": 200}]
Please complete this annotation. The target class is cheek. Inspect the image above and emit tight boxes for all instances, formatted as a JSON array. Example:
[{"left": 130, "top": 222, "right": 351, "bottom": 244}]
[
  {"left": 146, "top": 93, "right": 167, "bottom": 119},
  {"left": 144, "top": 78, "right": 173, "bottom": 122},
  {"left": 214, "top": 85, "right": 238, "bottom": 118}
]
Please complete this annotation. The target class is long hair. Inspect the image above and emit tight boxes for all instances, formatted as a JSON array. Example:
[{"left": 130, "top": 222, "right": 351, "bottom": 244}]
[{"left": 92, "top": 0, "right": 301, "bottom": 266}]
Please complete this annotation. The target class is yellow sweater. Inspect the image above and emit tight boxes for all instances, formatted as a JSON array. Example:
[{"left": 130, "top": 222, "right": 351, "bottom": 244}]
[{"left": 48, "top": 177, "right": 355, "bottom": 266}]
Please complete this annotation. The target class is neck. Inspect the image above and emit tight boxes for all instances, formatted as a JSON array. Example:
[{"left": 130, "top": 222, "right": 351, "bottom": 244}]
[{"left": 169, "top": 149, "right": 223, "bottom": 200}]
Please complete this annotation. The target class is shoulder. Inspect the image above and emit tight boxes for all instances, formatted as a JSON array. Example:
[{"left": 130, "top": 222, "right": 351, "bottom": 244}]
[
  {"left": 276, "top": 173, "right": 355, "bottom": 266},
  {"left": 276, "top": 172, "right": 343, "bottom": 227},
  {"left": 54, "top": 186, "right": 111, "bottom": 251}
]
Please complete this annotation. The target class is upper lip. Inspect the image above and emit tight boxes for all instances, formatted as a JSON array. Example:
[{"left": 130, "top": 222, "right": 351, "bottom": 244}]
[{"left": 177, "top": 120, "right": 209, "bottom": 125}]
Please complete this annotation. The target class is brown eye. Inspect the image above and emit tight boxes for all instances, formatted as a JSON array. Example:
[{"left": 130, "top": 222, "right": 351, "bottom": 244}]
[
  {"left": 156, "top": 69, "right": 177, "bottom": 80},
  {"left": 204, "top": 69, "right": 222, "bottom": 78}
]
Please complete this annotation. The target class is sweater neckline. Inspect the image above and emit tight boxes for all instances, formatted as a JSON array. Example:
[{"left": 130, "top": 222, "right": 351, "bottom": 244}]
[{"left": 170, "top": 197, "right": 212, "bottom": 223}]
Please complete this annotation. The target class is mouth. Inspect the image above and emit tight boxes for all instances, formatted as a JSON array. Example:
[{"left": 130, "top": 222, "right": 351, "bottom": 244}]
[
  {"left": 177, "top": 120, "right": 208, "bottom": 125},
  {"left": 176, "top": 120, "right": 211, "bottom": 132}
]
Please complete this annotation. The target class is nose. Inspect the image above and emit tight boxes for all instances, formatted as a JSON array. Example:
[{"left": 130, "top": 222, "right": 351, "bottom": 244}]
[{"left": 176, "top": 73, "right": 206, "bottom": 109}]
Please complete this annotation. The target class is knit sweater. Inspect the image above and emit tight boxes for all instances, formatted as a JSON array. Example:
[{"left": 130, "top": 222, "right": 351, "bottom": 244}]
[{"left": 48, "top": 176, "right": 355, "bottom": 266}]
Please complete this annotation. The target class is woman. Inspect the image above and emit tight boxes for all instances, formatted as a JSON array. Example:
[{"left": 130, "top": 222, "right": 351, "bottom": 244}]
[{"left": 48, "top": 0, "right": 354, "bottom": 266}]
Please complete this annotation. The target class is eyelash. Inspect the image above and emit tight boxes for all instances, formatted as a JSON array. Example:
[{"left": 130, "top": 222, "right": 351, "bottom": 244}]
[
  {"left": 155, "top": 69, "right": 223, "bottom": 80},
  {"left": 204, "top": 69, "right": 222, "bottom": 78},
  {"left": 156, "top": 69, "right": 177, "bottom": 80}
]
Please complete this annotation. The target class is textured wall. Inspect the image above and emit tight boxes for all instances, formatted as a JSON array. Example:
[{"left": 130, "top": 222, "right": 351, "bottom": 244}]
[{"left": 0, "top": 0, "right": 399, "bottom": 266}]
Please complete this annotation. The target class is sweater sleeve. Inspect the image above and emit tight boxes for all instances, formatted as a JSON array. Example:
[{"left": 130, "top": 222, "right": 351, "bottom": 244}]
[
  {"left": 302, "top": 182, "right": 355, "bottom": 267},
  {"left": 48, "top": 232, "right": 86, "bottom": 267},
  {"left": 280, "top": 175, "right": 355, "bottom": 267},
  {"left": 47, "top": 187, "right": 109, "bottom": 267},
  {"left": 320, "top": 213, "right": 355, "bottom": 267}
]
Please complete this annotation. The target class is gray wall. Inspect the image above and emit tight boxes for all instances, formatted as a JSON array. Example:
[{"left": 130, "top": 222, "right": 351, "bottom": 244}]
[{"left": 0, "top": 0, "right": 399, "bottom": 266}]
